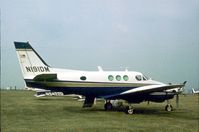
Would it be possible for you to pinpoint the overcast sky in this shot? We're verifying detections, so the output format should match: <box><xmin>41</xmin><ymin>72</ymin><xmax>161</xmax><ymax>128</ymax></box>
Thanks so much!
<box><xmin>1</xmin><ymin>0</ymin><xmax>199</xmax><ymax>90</ymax></box>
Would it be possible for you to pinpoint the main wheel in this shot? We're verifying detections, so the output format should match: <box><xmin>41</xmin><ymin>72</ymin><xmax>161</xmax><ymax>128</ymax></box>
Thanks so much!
<box><xmin>125</xmin><ymin>106</ymin><xmax>134</xmax><ymax>115</ymax></box>
<box><xmin>165</xmin><ymin>104</ymin><xmax>173</xmax><ymax>111</ymax></box>
<box><xmin>127</xmin><ymin>109</ymin><xmax>134</xmax><ymax>114</ymax></box>
<box><xmin>104</xmin><ymin>102</ymin><xmax>113</xmax><ymax>110</ymax></box>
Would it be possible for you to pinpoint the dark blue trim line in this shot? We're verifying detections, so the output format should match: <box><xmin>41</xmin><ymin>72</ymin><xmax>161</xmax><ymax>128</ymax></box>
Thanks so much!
<box><xmin>14</xmin><ymin>41</ymin><xmax>50</xmax><ymax>67</ymax></box>
<box><xmin>24</xmin><ymin>79</ymin><xmax>150</xmax><ymax>86</ymax></box>
<box><xmin>24</xmin><ymin>79</ymin><xmax>135</xmax><ymax>96</ymax></box>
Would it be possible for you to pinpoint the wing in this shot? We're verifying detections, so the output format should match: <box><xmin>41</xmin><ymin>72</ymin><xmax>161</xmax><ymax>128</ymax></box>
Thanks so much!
<box><xmin>121</xmin><ymin>84</ymin><xmax>184</xmax><ymax>95</ymax></box>
<box><xmin>103</xmin><ymin>83</ymin><xmax>185</xmax><ymax>100</ymax></box>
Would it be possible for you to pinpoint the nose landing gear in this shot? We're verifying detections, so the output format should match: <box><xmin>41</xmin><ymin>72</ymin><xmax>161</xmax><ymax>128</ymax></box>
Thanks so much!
<box><xmin>165</xmin><ymin>100</ymin><xmax>173</xmax><ymax>111</ymax></box>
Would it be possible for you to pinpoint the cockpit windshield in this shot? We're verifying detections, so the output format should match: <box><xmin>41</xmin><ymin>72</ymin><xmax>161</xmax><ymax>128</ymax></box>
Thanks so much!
<box><xmin>135</xmin><ymin>74</ymin><xmax>150</xmax><ymax>81</ymax></box>
<box><xmin>143</xmin><ymin>74</ymin><xmax>150</xmax><ymax>80</ymax></box>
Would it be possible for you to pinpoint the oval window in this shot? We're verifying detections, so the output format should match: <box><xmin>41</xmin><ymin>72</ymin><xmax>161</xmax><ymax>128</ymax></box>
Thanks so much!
<box><xmin>108</xmin><ymin>75</ymin><xmax>114</xmax><ymax>81</ymax></box>
<box><xmin>80</xmin><ymin>76</ymin><xmax>87</xmax><ymax>81</ymax></box>
<box><xmin>123</xmin><ymin>75</ymin><xmax>129</xmax><ymax>81</ymax></box>
<box><xmin>116</xmin><ymin>75</ymin><xmax>121</xmax><ymax>81</ymax></box>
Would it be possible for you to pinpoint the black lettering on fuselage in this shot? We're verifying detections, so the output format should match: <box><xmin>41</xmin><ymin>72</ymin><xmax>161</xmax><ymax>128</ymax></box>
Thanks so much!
<box><xmin>26</xmin><ymin>67</ymin><xmax>31</xmax><ymax>72</ymax></box>
<box><xmin>25</xmin><ymin>66</ymin><xmax>50</xmax><ymax>72</ymax></box>
<box><xmin>44</xmin><ymin>67</ymin><xmax>50</xmax><ymax>72</ymax></box>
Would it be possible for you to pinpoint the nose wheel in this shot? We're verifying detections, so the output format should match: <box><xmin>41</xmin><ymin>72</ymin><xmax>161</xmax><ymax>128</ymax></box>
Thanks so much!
<box><xmin>165</xmin><ymin>104</ymin><xmax>173</xmax><ymax>111</ymax></box>
<box><xmin>165</xmin><ymin>100</ymin><xmax>173</xmax><ymax>111</ymax></box>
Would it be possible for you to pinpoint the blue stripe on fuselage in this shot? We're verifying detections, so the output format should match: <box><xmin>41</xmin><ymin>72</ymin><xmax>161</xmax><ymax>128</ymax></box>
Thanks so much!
<box><xmin>24</xmin><ymin>79</ymin><xmax>136</xmax><ymax>97</ymax></box>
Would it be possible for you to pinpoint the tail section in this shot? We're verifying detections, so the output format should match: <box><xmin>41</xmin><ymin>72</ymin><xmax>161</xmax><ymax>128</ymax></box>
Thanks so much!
<box><xmin>14</xmin><ymin>42</ymin><xmax>51</xmax><ymax>79</ymax></box>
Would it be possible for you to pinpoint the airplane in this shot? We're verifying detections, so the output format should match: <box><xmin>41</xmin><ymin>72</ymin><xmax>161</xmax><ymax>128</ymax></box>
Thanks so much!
<box><xmin>192</xmin><ymin>88</ymin><xmax>199</xmax><ymax>94</ymax></box>
<box><xmin>25</xmin><ymin>86</ymin><xmax>83</xmax><ymax>99</ymax></box>
<box><xmin>14</xmin><ymin>41</ymin><xmax>186</xmax><ymax>114</ymax></box>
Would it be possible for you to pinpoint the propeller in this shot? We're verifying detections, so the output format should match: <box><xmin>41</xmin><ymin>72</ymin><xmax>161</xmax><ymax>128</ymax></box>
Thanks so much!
<box><xmin>176</xmin><ymin>93</ymin><xmax>180</xmax><ymax>108</ymax></box>
<box><xmin>175</xmin><ymin>81</ymin><xmax>187</xmax><ymax>108</ymax></box>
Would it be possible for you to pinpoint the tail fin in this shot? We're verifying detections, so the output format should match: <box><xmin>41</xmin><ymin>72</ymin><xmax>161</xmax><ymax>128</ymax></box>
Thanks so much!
<box><xmin>14</xmin><ymin>42</ymin><xmax>51</xmax><ymax>79</ymax></box>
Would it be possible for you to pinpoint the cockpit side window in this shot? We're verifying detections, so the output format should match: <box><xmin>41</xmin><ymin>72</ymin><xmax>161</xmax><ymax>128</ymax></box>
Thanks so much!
<box><xmin>135</xmin><ymin>75</ymin><xmax>142</xmax><ymax>81</ymax></box>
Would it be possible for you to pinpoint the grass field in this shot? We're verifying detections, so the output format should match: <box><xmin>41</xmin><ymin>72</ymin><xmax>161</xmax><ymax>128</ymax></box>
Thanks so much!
<box><xmin>1</xmin><ymin>90</ymin><xmax>199</xmax><ymax>132</ymax></box>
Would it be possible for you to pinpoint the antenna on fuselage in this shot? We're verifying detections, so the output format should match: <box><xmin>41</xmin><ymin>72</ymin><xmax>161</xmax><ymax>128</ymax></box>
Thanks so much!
<box><xmin>97</xmin><ymin>66</ymin><xmax>103</xmax><ymax>72</ymax></box>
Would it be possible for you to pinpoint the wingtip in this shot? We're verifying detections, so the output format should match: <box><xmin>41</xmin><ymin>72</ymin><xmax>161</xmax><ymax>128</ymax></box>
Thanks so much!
<box><xmin>183</xmin><ymin>81</ymin><xmax>187</xmax><ymax>85</ymax></box>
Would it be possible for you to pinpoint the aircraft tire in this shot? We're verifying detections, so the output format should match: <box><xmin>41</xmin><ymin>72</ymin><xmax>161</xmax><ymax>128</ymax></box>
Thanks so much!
<box><xmin>127</xmin><ymin>109</ymin><xmax>134</xmax><ymax>115</ymax></box>
<box><xmin>125</xmin><ymin>106</ymin><xmax>134</xmax><ymax>115</ymax></box>
<box><xmin>165</xmin><ymin>104</ymin><xmax>173</xmax><ymax>111</ymax></box>
<box><xmin>104</xmin><ymin>102</ymin><xmax>113</xmax><ymax>111</ymax></box>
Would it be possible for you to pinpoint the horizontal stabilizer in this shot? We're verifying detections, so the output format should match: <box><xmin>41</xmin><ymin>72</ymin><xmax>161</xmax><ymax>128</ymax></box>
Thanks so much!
<box><xmin>33</xmin><ymin>74</ymin><xmax>57</xmax><ymax>81</ymax></box>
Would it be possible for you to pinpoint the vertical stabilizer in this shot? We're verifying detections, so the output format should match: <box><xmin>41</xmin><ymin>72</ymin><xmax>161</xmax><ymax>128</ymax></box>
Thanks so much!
<box><xmin>14</xmin><ymin>42</ymin><xmax>50</xmax><ymax>79</ymax></box>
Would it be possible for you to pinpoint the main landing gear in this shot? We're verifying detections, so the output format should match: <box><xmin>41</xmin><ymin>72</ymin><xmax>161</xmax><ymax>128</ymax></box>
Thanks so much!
<box><xmin>104</xmin><ymin>100</ymin><xmax>134</xmax><ymax>115</ymax></box>
<box><xmin>104</xmin><ymin>101</ymin><xmax>113</xmax><ymax>110</ymax></box>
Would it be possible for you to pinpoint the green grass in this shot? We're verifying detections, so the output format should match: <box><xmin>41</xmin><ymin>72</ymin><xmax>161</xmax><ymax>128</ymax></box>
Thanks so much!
<box><xmin>1</xmin><ymin>90</ymin><xmax>199</xmax><ymax>132</ymax></box>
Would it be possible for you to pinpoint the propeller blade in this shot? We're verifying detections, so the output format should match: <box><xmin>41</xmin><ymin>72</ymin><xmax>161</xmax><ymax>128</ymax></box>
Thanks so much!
<box><xmin>176</xmin><ymin>94</ymin><xmax>179</xmax><ymax>108</ymax></box>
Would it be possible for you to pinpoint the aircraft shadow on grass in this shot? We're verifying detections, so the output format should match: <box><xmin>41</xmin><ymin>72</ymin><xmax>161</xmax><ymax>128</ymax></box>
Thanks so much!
<box><xmin>62</xmin><ymin>105</ymin><xmax>162</xmax><ymax>115</ymax></box>
<box><xmin>63</xmin><ymin>105</ymin><xmax>198</xmax><ymax>121</ymax></box>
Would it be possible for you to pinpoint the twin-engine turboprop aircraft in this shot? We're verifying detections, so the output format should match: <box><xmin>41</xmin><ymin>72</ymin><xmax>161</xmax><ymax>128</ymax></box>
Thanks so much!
<box><xmin>14</xmin><ymin>42</ymin><xmax>186</xmax><ymax>114</ymax></box>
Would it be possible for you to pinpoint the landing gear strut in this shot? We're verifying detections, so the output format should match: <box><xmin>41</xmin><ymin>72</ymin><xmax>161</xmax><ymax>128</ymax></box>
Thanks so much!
<box><xmin>104</xmin><ymin>101</ymin><xmax>113</xmax><ymax>110</ymax></box>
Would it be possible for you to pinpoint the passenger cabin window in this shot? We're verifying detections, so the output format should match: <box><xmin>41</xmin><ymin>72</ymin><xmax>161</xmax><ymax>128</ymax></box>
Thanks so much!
<box><xmin>116</xmin><ymin>75</ymin><xmax>121</xmax><ymax>81</ymax></box>
<box><xmin>123</xmin><ymin>75</ymin><xmax>129</xmax><ymax>81</ymax></box>
<box><xmin>135</xmin><ymin>75</ymin><xmax>142</xmax><ymax>81</ymax></box>
<box><xmin>108</xmin><ymin>75</ymin><xmax>114</xmax><ymax>81</ymax></box>
<box><xmin>80</xmin><ymin>76</ymin><xmax>87</xmax><ymax>81</ymax></box>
